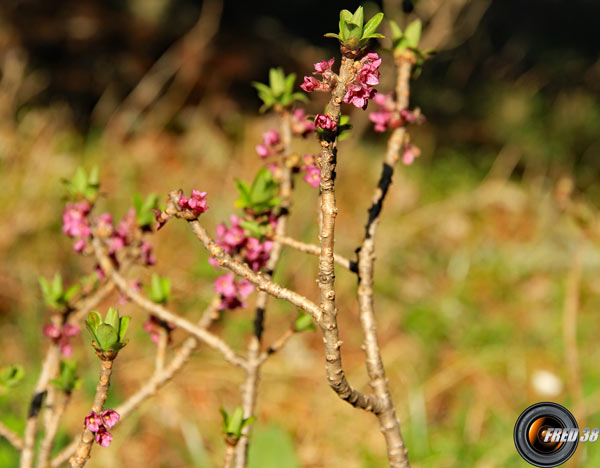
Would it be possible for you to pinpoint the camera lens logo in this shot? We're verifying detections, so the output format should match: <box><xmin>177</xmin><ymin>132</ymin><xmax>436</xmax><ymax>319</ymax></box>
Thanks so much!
<box><xmin>514</xmin><ymin>402</ymin><xmax>578</xmax><ymax>467</ymax></box>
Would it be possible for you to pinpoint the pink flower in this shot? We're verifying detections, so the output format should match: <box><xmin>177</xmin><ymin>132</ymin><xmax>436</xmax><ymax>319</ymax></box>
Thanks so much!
<box><xmin>314</xmin><ymin>58</ymin><xmax>335</xmax><ymax>74</ymax></box>
<box><xmin>402</xmin><ymin>144</ymin><xmax>421</xmax><ymax>165</ymax></box>
<box><xmin>343</xmin><ymin>85</ymin><xmax>376</xmax><ymax>110</ymax></box>
<box><xmin>62</xmin><ymin>202</ymin><xmax>91</xmax><ymax>238</ymax></box>
<box><xmin>266</xmin><ymin>162</ymin><xmax>280</xmax><ymax>177</ymax></box>
<box><xmin>44</xmin><ymin>323</ymin><xmax>80</xmax><ymax>357</ymax></box>
<box><xmin>262</xmin><ymin>130</ymin><xmax>280</xmax><ymax>146</ymax></box>
<box><xmin>302</xmin><ymin>165</ymin><xmax>321</xmax><ymax>188</ymax></box>
<box><xmin>369</xmin><ymin>110</ymin><xmax>392</xmax><ymax>132</ymax></box>
<box><xmin>140</xmin><ymin>242</ymin><xmax>156</xmax><ymax>266</ymax></box>
<box><xmin>43</xmin><ymin>324</ymin><xmax>61</xmax><ymax>339</ymax></box>
<box><xmin>255</xmin><ymin>143</ymin><xmax>270</xmax><ymax>158</ymax></box>
<box><xmin>214</xmin><ymin>273</ymin><xmax>237</xmax><ymax>298</ymax></box>
<box><xmin>63</xmin><ymin>323</ymin><xmax>80</xmax><ymax>337</ymax></box>
<box><xmin>244</xmin><ymin>238</ymin><xmax>273</xmax><ymax>271</ymax></box>
<box><xmin>301</xmin><ymin>76</ymin><xmax>320</xmax><ymax>92</ymax></box>
<box><xmin>73</xmin><ymin>238</ymin><xmax>87</xmax><ymax>253</ymax></box>
<box><xmin>95</xmin><ymin>265</ymin><xmax>106</xmax><ymax>281</ymax></box>
<box><xmin>85</xmin><ymin>411</ymin><xmax>102</xmax><ymax>432</ymax></box>
<box><xmin>95</xmin><ymin>426</ymin><xmax>113</xmax><ymax>447</ymax></box>
<box><xmin>101</xmin><ymin>410</ymin><xmax>120</xmax><ymax>429</ymax></box>
<box><xmin>314</xmin><ymin>114</ymin><xmax>337</xmax><ymax>131</ymax></box>
<box><xmin>237</xmin><ymin>280</ymin><xmax>254</xmax><ymax>299</ymax></box>
<box><xmin>291</xmin><ymin>109</ymin><xmax>316</xmax><ymax>137</ymax></box>
<box><xmin>214</xmin><ymin>273</ymin><xmax>254</xmax><ymax>310</ymax></box>
<box><xmin>358</xmin><ymin>52</ymin><xmax>382</xmax><ymax>86</ymax></box>
<box><xmin>302</xmin><ymin>153</ymin><xmax>316</xmax><ymax>165</ymax></box>
<box><xmin>178</xmin><ymin>191</ymin><xmax>209</xmax><ymax>216</ymax></box>
<box><xmin>215</xmin><ymin>216</ymin><xmax>245</xmax><ymax>253</ymax></box>
<box><xmin>143</xmin><ymin>315</ymin><xmax>175</xmax><ymax>344</ymax></box>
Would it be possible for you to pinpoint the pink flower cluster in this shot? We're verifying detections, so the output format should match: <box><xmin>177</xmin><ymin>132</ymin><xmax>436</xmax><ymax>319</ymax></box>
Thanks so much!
<box><xmin>301</xmin><ymin>58</ymin><xmax>336</xmax><ymax>93</ymax></box>
<box><xmin>213</xmin><ymin>273</ymin><xmax>254</xmax><ymax>310</ymax></box>
<box><xmin>143</xmin><ymin>314</ymin><xmax>175</xmax><ymax>344</ymax></box>
<box><xmin>84</xmin><ymin>410</ymin><xmax>120</xmax><ymax>447</ymax></box>
<box><xmin>343</xmin><ymin>52</ymin><xmax>382</xmax><ymax>109</ymax></box>
<box><xmin>314</xmin><ymin>114</ymin><xmax>337</xmax><ymax>131</ymax></box>
<box><xmin>301</xmin><ymin>154</ymin><xmax>320</xmax><ymax>188</ymax></box>
<box><xmin>43</xmin><ymin>323</ymin><xmax>80</xmax><ymax>356</ymax></box>
<box><xmin>62</xmin><ymin>201</ymin><xmax>91</xmax><ymax>252</ymax></box>
<box><xmin>255</xmin><ymin>130</ymin><xmax>281</xmax><ymax>158</ymax></box>
<box><xmin>290</xmin><ymin>109</ymin><xmax>316</xmax><ymax>137</ymax></box>
<box><xmin>212</xmin><ymin>215</ymin><xmax>274</xmax><ymax>271</ymax></box>
<box><xmin>178</xmin><ymin>190</ymin><xmax>209</xmax><ymax>216</ymax></box>
<box><xmin>97</xmin><ymin>210</ymin><xmax>156</xmax><ymax>267</ymax></box>
<box><xmin>368</xmin><ymin>93</ymin><xmax>421</xmax><ymax>132</ymax></box>
<box><xmin>208</xmin><ymin>215</ymin><xmax>275</xmax><ymax>309</ymax></box>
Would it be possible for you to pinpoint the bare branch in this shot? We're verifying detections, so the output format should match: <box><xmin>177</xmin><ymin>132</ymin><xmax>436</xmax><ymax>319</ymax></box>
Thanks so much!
<box><xmin>92</xmin><ymin>237</ymin><xmax>247</xmax><ymax>369</ymax></box>
<box><xmin>275</xmin><ymin>235</ymin><xmax>356</xmax><ymax>271</ymax></box>
<box><xmin>0</xmin><ymin>420</ymin><xmax>23</xmax><ymax>450</ymax></box>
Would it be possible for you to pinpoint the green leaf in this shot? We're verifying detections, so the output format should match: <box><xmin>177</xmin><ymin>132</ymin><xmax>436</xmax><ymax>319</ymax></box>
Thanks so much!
<box><xmin>118</xmin><ymin>316</ymin><xmax>131</xmax><ymax>342</ymax></box>
<box><xmin>104</xmin><ymin>307</ymin><xmax>120</xmax><ymax>330</ymax></box>
<box><xmin>388</xmin><ymin>20</ymin><xmax>403</xmax><ymax>40</ymax></box>
<box><xmin>227</xmin><ymin>407</ymin><xmax>244</xmax><ymax>438</ymax></box>
<box><xmin>71</xmin><ymin>167</ymin><xmax>87</xmax><ymax>194</ymax></box>
<box><xmin>349</xmin><ymin>6</ymin><xmax>364</xmax><ymax>29</ymax></box>
<box><xmin>234</xmin><ymin>179</ymin><xmax>252</xmax><ymax>208</ymax></box>
<box><xmin>51</xmin><ymin>361</ymin><xmax>80</xmax><ymax>393</ymax></box>
<box><xmin>86</xmin><ymin>310</ymin><xmax>102</xmax><ymax>332</ymax></box>
<box><xmin>241</xmin><ymin>416</ymin><xmax>256</xmax><ymax>430</ymax></box>
<box><xmin>362</xmin><ymin>12</ymin><xmax>384</xmax><ymax>38</ymax></box>
<box><xmin>294</xmin><ymin>312</ymin><xmax>315</xmax><ymax>332</ymax></box>
<box><xmin>404</xmin><ymin>19</ymin><xmax>422</xmax><ymax>48</ymax></box>
<box><xmin>88</xmin><ymin>166</ymin><xmax>99</xmax><ymax>186</ymax></box>
<box><xmin>220</xmin><ymin>408</ymin><xmax>229</xmax><ymax>430</ymax></box>
<box><xmin>324</xmin><ymin>32</ymin><xmax>340</xmax><ymax>39</ymax></box>
<box><xmin>284</xmin><ymin>73</ymin><xmax>296</xmax><ymax>95</ymax></box>
<box><xmin>239</xmin><ymin>220</ymin><xmax>267</xmax><ymax>239</ymax></box>
<box><xmin>95</xmin><ymin>323</ymin><xmax>118</xmax><ymax>351</ymax></box>
<box><xmin>51</xmin><ymin>274</ymin><xmax>63</xmax><ymax>299</ymax></box>
<box><xmin>0</xmin><ymin>365</ymin><xmax>25</xmax><ymax>388</ymax></box>
<box><xmin>290</xmin><ymin>92</ymin><xmax>308</xmax><ymax>103</ymax></box>
<box><xmin>161</xmin><ymin>277</ymin><xmax>171</xmax><ymax>301</ymax></box>
<box><xmin>151</xmin><ymin>274</ymin><xmax>163</xmax><ymax>302</ymax></box>
<box><xmin>269</xmin><ymin>68</ymin><xmax>285</xmax><ymax>97</ymax></box>
<box><xmin>63</xmin><ymin>284</ymin><xmax>80</xmax><ymax>302</ymax></box>
<box><xmin>339</xmin><ymin>10</ymin><xmax>353</xmax><ymax>40</ymax></box>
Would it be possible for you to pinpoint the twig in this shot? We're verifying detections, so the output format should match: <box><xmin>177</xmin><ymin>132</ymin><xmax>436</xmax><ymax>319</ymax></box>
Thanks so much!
<box><xmin>69</xmin><ymin>359</ymin><xmax>114</xmax><ymax>468</ymax></box>
<box><xmin>315</xmin><ymin>53</ymin><xmax>382</xmax><ymax>413</ymax></box>
<box><xmin>223</xmin><ymin>442</ymin><xmax>236</xmax><ymax>468</ymax></box>
<box><xmin>354</xmin><ymin>54</ymin><xmax>413</xmax><ymax>468</ymax></box>
<box><xmin>563</xmin><ymin>244</ymin><xmax>584</xmax><ymax>468</ymax></box>
<box><xmin>275</xmin><ymin>235</ymin><xmax>356</xmax><ymax>271</ymax></box>
<box><xmin>0</xmin><ymin>420</ymin><xmax>23</xmax><ymax>450</ymax></box>
<box><xmin>257</xmin><ymin>328</ymin><xmax>296</xmax><ymax>365</ymax></box>
<box><xmin>168</xmin><ymin>196</ymin><xmax>323</xmax><ymax>323</ymax></box>
<box><xmin>37</xmin><ymin>392</ymin><xmax>70</xmax><ymax>468</ymax></box>
<box><xmin>234</xmin><ymin>110</ymin><xmax>293</xmax><ymax>468</ymax></box>
<box><xmin>154</xmin><ymin>328</ymin><xmax>168</xmax><ymax>374</ymax></box>
<box><xmin>20</xmin><ymin>345</ymin><xmax>61</xmax><ymax>468</ymax></box>
<box><xmin>50</xmin><ymin>298</ymin><xmax>221</xmax><ymax>468</ymax></box>
<box><xmin>92</xmin><ymin>237</ymin><xmax>247</xmax><ymax>369</ymax></box>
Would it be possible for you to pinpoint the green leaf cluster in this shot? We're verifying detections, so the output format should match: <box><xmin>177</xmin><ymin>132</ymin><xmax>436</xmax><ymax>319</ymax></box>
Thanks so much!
<box><xmin>133</xmin><ymin>193</ymin><xmax>159</xmax><ymax>228</ymax></box>
<box><xmin>0</xmin><ymin>365</ymin><xmax>24</xmax><ymax>394</ymax></box>
<box><xmin>38</xmin><ymin>274</ymin><xmax>80</xmax><ymax>309</ymax></box>
<box><xmin>235</xmin><ymin>168</ymin><xmax>280</xmax><ymax>216</ymax></box>
<box><xmin>146</xmin><ymin>274</ymin><xmax>171</xmax><ymax>304</ymax></box>
<box><xmin>294</xmin><ymin>311</ymin><xmax>316</xmax><ymax>333</ymax></box>
<box><xmin>51</xmin><ymin>361</ymin><xmax>81</xmax><ymax>394</ymax></box>
<box><xmin>252</xmin><ymin>68</ymin><xmax>307</xmax><ymax>112</ymax></box>
<box><xmin>64</xmin><ymin>166</ymin><xmax>100</xmax><ymax>202</ymax></box>
<box><xmin>220</xmin><ymin>407</ymin><xmax>255</xmax><ymax>441</ymax></box>
<box><xmin>85</xmin><ymin>307</ymin><xmax>131</xmax><ymax>353</ymax></box>
<box><xmin>325</xmin><ymin>7</ymin><xmax>384</xmax><ymax>50</ymax></box>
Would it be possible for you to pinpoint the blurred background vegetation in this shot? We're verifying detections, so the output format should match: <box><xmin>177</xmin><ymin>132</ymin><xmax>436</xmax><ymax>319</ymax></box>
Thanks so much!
<box><xmin>1</xmin><ymin>0</ymin><xmax>599</xmax><ymax>467</ymax></box>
